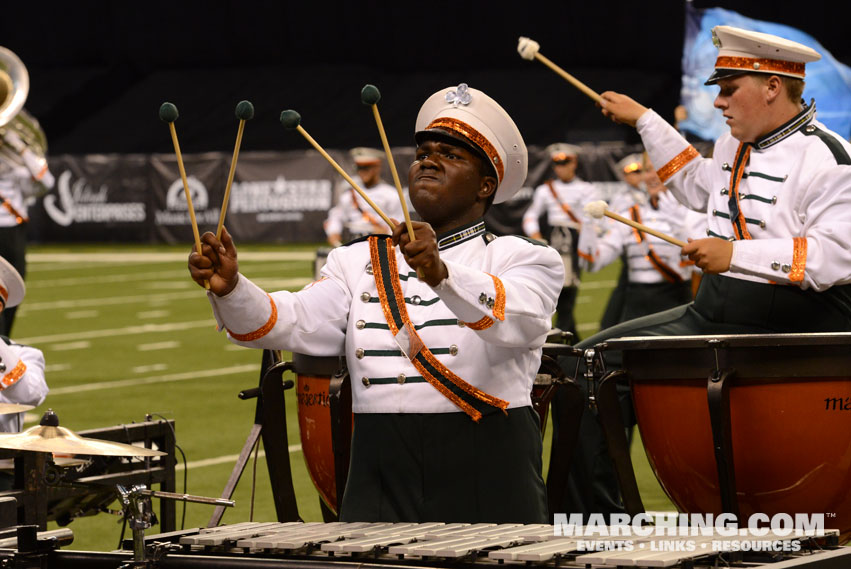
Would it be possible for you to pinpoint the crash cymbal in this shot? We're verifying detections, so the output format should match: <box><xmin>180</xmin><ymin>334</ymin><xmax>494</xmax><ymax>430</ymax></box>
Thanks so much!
<box><xmin>0</xmin><ymin>455</ymin><xmax>88</xmax><ymax>471</ymax></box>
<box><xmin>0</xmin><ymin>403</ymin><xmax>34</xmax><ymax>414</ymax></box>
<box><xmin>0</xmin><ymin>410</ymin><xmax>165</xmax><ymax>457</ymax></box>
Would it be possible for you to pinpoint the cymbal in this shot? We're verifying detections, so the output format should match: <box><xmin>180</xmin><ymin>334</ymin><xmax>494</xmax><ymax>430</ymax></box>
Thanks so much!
<box><xmin>0</xmin><ymin>424</ymin><xmax>166</xmax><ymax>457</ymax></box>
<box><xmin>0</xmin><ymin>403</ymin><xmax>34</xmax><ymax>414</ymax></box>
<box><xmin>0</xmin><ymin>455</ymin><xmax>88</xmax><ymax>471</ymax></box>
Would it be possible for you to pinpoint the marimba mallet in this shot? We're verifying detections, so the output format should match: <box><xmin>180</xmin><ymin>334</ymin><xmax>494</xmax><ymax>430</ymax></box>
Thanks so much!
<box><xmin>361</xmin><ymin>84</ymin><xmax>416</xmax><ymax>241</ymax></box>
<box><xmin>279</xmin><ymin>109</ymin><xmax>394</xmax><ymax>228</ymax></box>
<box><xmin>159</xmin><ymin>102</ymin><xmax>208</xmax><ymax>289</ymax></box>
<box><xmin>517</xmin><ymin>36</ymin><xmax>602</xmax><ymax>104</ymax></box>
<box><xmin>584</xmin><ymin>200</ymin><xmax>686</xmax><ymax>247</ymax></box>
<box><xmin>216</xmin><ymin>100</ymin><xmax>254</xmax><ymax>240</ymax></box>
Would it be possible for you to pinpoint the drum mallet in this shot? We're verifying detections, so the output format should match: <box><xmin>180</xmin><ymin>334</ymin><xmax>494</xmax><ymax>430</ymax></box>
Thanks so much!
<box><xmin>279</xmin><ymin>110</ymin><xmax>394</xmax><ymax>228</ymax></box>
<box><xmin>517</xmin><ymin>37</ymin><xmax>602</xmax><ymax>104</ymax></box>
<box><xmin>585</xmin><ymin>200</ymin><xmax>686</xmax><ymax>248</ymax></box>
<box><xmin>216</xmin><ymin>100</ymin><xmax>254</xmax><ymax>240</ymax></box>
<box><xmin>361</xmin><ymin>84</ymin><xmax>416</xmax><ymax>241</ymax></box>
<box><xmin>159</xmin><ymin>102</ymin><xmax>209</xmax><ymax>289</ymax></box>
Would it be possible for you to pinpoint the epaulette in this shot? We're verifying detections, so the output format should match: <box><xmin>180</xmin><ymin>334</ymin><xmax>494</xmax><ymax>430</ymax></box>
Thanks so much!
<box><xmin>341</xmin><ymin>233</ymin><xmax>392</xmax><ymax>247</ymax></box>
<box><xmin>802</xmin><ymin>125</ymin><xmax>851</xmax><ymax>165</ymax></box>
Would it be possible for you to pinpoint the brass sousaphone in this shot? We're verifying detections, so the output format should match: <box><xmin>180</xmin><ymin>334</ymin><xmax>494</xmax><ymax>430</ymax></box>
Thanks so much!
<box><xmin>0</xmin><ymin>46</ymin><xmax>48</xmax><ymax>159</ymax></box>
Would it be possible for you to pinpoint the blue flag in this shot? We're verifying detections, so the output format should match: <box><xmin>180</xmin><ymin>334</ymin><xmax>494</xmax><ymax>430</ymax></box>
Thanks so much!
<box><xmin>680</xmin><ymin>4</ymin><xmax>851</xmax><ymax>141</ymax></box>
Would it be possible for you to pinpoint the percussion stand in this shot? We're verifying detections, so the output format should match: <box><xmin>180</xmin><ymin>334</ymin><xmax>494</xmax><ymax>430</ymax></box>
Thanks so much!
<box><xmin>208</xmin><ymin>349</ymin><xmax>300</xmax><ymax>527</ymax></box>
<box><xmin>705</xmin><ymin>339</ymin><xmax>740</xmax><ymax>518</ymax></box>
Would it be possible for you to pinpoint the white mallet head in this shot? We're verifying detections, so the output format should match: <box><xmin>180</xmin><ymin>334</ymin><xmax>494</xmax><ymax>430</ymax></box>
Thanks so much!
<box><xmin>584</xmin><ymin>200</ymin><xmax>608</xmax><ymax>219</ymax></box>
<box><xmin>517</xmin><ymin>36</ymin><xmax>540</xmax><ymax>60</ymax></box>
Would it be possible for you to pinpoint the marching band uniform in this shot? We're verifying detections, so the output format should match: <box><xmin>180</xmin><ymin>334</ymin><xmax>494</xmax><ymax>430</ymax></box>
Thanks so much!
<box><xmin>0</xmin><ymin>256</ymin><xmax>48</xmax><ymax>434</ymax></box>
<box><xmin>577</xmin><ymin>190</ymin><xmax>694</xmax><ymax>323</ymax></box>
<box><xmin>0</xmin><ymin>115</ymin><xmax>55</xmax><ymax>336</ymax></box>
<box><xmin>556</xmin><ymin>25</ymin><xmax>851</xmax><ymax>521</ymax></box>
<box><xmin>202</xmin><ymin>85</ymin><xmax>562</xmax><ymax>523</ymax></box>
<box><xmin>522</xmin><ymin>144</ymin><xmax>600</xmax><ymax>339</ymax></box>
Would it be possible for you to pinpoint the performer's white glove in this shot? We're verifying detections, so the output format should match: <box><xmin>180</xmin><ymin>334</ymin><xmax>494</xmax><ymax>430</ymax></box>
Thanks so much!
<box><xmin>1</xmin><ymin>129</ymin><xmax>26</xmax><ymax>154</ymax></box>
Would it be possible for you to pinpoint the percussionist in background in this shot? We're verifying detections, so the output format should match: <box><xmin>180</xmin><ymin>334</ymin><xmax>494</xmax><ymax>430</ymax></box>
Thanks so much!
<box><xmin>324</xmin><ymin>147</ymin><xmax>404</xmax><ymax>247</ymax></box>
<box><xmin>0</xmin><ymin>255</ymin><xmax>48</xmax><ymax>434</ymax></box>
<box><xmin>556</xmin><ymin>25</ymin><xmax>851</xmax><ymax>520</ymax></box>
<box><xmin>189</xmin><ymin>84</ymin><xmax>563</xmax><ymax>523</ymax></box>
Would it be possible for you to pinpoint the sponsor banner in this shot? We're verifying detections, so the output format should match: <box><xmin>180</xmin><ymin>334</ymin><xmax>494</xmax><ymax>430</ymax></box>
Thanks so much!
<box><xmin>28</xmin><ymin>144</ymin><xmax>662</xmax><ymax>243</ymax></box>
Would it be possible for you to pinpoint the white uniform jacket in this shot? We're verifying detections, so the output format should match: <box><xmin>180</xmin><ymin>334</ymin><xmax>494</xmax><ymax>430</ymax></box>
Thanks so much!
<box><xmin>0</xmin><ymin>338</ymin><xmax>48</xmax><ymax>432</ymax></box>
<box><xmin>636</xmin><ymin>102</ymin><xmax>851</xmax><ymax>291</ymax></box>
<box><xmin>323</xmin><ymin>177</ymin><xmax>405</xmax><ymax>238</ymax></box>
<box><xmin>522</xmin><ymin>178</ymin><xmax>601</xmax><ymax>236</ymax></box>
<box><xmin>578</xmin><ymin>192</ymin><xmax>696</xmax><ymax>283</ymax></box>
<box><xmin>208</xmin><ymin>221</ymin><xmax>563</xmax><ymax>414</ymax></box>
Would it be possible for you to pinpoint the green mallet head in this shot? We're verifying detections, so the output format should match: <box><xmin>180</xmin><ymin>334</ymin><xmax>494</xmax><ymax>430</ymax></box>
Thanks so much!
<box><xmin>279</xmin><ymin>110</ymin><xmax>301</xmax><ymax>130</ymax></box>
<box><xmin>159</xmin><ymin>102</ymin><xmax>179</xmax><ymax>123</ymax></box>
<box><xmin>235</xmin><ymin>100</ymin><xmax>255</xmax><ymax>121</ymax></box>
<box><xmin>361</xmin><ymin>84</ymin><xmax>381</xmax><ymax>106</ymax></box>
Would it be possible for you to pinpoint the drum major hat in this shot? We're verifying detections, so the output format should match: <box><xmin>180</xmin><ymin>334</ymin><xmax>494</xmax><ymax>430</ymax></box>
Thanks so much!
<box><xmin>415</xmin><ymin>83</ymin><xmax>527</xmax><ymax>204</ymax></box>
<box><xmin>0</xmin><ymin>256</ymin><xmax>25</xmax><ymax>310</ymax></box>
<box><xmin>350</xmin><ymin>147</ymin><xmax>383</xmax><ymax>166</ymax></box>
<box><xmin>704</xmin><ymin>25</ymin><xmax>821</xmax><ymax>85</ymax></box>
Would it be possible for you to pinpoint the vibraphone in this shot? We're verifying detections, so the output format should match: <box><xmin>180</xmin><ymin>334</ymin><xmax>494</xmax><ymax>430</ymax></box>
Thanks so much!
<box><xmin>16</xmin><ymin>521</ymin><xmax>850</xmax><ymax>568</ymax></box>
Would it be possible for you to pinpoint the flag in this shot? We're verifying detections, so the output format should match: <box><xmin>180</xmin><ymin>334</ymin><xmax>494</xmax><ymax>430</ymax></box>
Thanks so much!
<box><xmin>679</xmin><ymin>4</ymin><xmax>851</xmax><ymax>142</ymax></box>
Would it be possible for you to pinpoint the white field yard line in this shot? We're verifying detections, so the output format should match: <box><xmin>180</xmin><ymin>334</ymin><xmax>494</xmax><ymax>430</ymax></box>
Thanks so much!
<box><xmin>27</xmin><ymin>251</ymin><xmax>315</xmax><ymax>264</ymax></box>
<box><xmin>47</xmin><ymin>364</ymin><xmax>259</xmax><ymax>395</ymax></box>
<box><xmin>17</xmin><ymin>319</ymin><xmax>217</xmax><ymax>344</ymax></box>
<box><xmin>175</xmin><ymin>445</ymin><xmax>304</xmax><ymax>471</ymax></box>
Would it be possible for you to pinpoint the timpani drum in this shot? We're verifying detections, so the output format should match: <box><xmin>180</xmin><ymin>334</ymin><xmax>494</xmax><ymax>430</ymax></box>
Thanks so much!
<box><xmin>604</xmin><ymin>333</ymin><xmax>851</xmax><ymax>541</ymax></box>
<box><xmin>292</xmin><ymin>353</ymin><xmax>350</xmax><ymax>518</ymax></box>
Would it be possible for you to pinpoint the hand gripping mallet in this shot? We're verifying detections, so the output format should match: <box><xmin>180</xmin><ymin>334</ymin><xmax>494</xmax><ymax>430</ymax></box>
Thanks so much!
<box><xmin>517</xmin><ymin>37</ymin><xmax>602</xmax><ymax>104</ymax></box>
<box><xmin>216</xmin><ymin>100</ymin><xmax>254</xmax><ymax>240</ymax></box>
<box><xmin>584</xmin><ymin>200</ymin><xmax>686</xmax><ymax>247</ymax></box>
<box><xmin>279</xmin><ymin>110</ymin><xmax>394</xmax><ymax>228</ymax></box>
<box><xmin>159</xmin><ymin>102</ymin><xmax>209</xmax><ymax>289</ymax></box>
<box><xmin>360</xmin><ymin>84</ymin><xmax>416</xmax><ymax>241</ymax></box>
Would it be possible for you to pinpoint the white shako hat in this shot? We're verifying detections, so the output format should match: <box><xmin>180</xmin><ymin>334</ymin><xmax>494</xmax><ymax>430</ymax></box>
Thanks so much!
<box><xmin>0</xmin><ymin>256</ymin><xmax>25</xmax><ymax>310</ymax></box>
<box><xmin>350</xmin><ymin>147</ymin><xmax>383</xmax><ymax>166</ymax></box>
<box><xmin>415</xmin><ymin>83</ymin><xmax>527</xmax><ymax>204</ymax></box>
<box><xmin>617</xmin><ymin>153</ymin><xmax>644</xmax><ymax>175</ymax></box>
<box><xmin>545</xmin><ymin>143</ymin><xmax>581</xmax><ymax>162</ymax></box>
<box><xmin>705</xmin><ymin>25</ymin><xmax>821</xmax><ymax>85</ymax></box>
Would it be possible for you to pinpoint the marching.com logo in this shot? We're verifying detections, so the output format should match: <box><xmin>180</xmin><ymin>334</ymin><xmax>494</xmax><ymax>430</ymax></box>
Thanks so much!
<box><xmin>553</xmin><ymin>513</ymin><xmax>827</xmax><ymax>553</ymax></box>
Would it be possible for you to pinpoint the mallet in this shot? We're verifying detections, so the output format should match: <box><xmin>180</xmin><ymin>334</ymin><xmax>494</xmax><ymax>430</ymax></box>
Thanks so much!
<box><xmin>361</xmin><ymin>84</ymin><xmax>416</xmax><ymax>241</ymax></box>
<box><xmin>584</xmin><ymin>200</ymin><xmax>686</xmax><ymax>248</ymax></box>
<box><xmin>159</xmin><ymin>102</ymin><xmax>208</xmax><ymax>289</ymax></box>
<box><xmin>517</xmin><ymin>37</ymin><xmax>602</xmax><ymax>104</ymax></box>
<box><xmin>279</xmin><ymin>109</ymin><xmax>394</xmax><ymax>228</ymax></box>
<box><xmin>216</xmin><ymin>100</ymin><xmax>254</xmax><ymax>240</ymax></box>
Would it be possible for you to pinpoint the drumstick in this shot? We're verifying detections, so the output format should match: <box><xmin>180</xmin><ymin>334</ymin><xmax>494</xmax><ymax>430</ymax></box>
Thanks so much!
<box><xmin>216</xmin><ymin>100</ymin><xmax>254</xmax><ymax>240</ymax></box>
<box><xmin>361</xmin><ymin>84</ymin><xmax>415</xmax><ymax>241</ymax></box>
<box><xmin>517</xmin><ymin>37</ymin><xmax>602</xmax><ymax>104</ymax></box>
<box><xmin>279</xmin><ymin>110</ymin><xmax>394</xmax><ymax>228</ymax></box>
<box><xmin>159</xmin><ymin>102</ymin><xmax>209</xmax><ymax>289</ymax></box>
<box><xmin>585</xmin><ymin>200</ymin><xmax>687</xmax><ymax>248</ymax></box>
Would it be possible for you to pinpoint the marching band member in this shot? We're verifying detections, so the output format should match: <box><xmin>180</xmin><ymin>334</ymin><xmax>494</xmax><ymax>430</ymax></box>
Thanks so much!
<box><xmin>522</xmin><ymin>143</ymin><xmax>601</xmax><ymax>340</ymax></box>
<box><xmin>323</xmin><ymin>147</ymin><xmax>404</xmax><ymax>247</ymax></box>
<box><xmin>0</xmin><ymin>255</ymin><xmax>48</xmax><ymax>435</ymax></box>
<box><xmin>557</xmin><ymin>25</ymin><xmax>851</xmax><ymax>520</ymax></box>
<box><xmin>189</xmin><ymin>84</ymin><xmax>563</xmax><ymax>523</ymax></box>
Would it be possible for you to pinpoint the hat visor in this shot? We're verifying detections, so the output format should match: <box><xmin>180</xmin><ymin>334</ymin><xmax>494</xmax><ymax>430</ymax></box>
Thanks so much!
<box><xmin>704</xmin><ymin>68</ymin><xmax>750</xmax><ymax>85</ymax></box>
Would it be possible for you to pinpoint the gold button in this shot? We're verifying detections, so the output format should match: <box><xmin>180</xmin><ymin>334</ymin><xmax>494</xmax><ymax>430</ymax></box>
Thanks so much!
<box><xmin>771</xmin><ymin>261</ymin><xmax>781</xmax><ymax>271</ymax></box>
<box><xmin>360</xmin><ymin>292</ymin><xmax>371</xmax><ymax>302</ymax></box>
<box><xmin>365</xmin><ymin>263</ymin><xmax>373</xmax><ymax>275</ymax></box>
<box><xmin>355</xmin><ymin>348</ymin><xmax>364</xmax><ymax>359</ymax></box>
<box><xmin>397</xmin><ymin>374</ymin><xmax>406</xmax><ymax>385</ymax></box>
<box><xmin>781</xmin><ymin>264</ymin><xmax>792</xmax><ymax>273</ymax></box>
<box><xmin>449</xmin><ymin>344</ymin><xmax>458</xmax><ymax>356</ymax></box>
<box><xmin>458</xmin><ymin>320</ymin><xmax>466</xmax><ymax>328</ymax></box>
<box><xmin>356</xmin><ymin>320</ymin><xmax>366</xmax><ymax>330</ymax></box>
<box><xmin>411</xmin><ymin>295</ymin><xmax>421</xmax><ymax>305</ymax></box>
<box><xmin>361</xmin><ymin>377</ymin><xmax>370</xmax><ymax>386</ymax></box>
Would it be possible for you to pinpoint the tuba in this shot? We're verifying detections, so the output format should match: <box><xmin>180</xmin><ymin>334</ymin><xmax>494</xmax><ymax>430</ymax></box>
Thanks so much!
<box><xmin>0</xmin><ymin>46</ymin><xmax>48</xmax><ymax>160</ymax></box>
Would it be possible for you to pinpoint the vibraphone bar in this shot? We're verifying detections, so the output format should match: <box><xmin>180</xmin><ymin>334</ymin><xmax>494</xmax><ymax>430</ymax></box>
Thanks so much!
<box><xmin>14</xmin><ymin>521</ymin><xmax>849</xmax><ymax>569</ymax></box>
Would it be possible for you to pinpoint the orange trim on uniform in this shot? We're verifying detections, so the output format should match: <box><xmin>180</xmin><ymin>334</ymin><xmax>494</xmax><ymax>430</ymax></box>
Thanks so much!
<box><xmin>656</xmin><ymin>146</ymin><xmax>700</xmax><ymax>184</ymax></box>
<box><xmin>577</xmin><ymin>250</ymin><xmax>594</xmax><ymax>263</ymax></box>
<box><xmin>425</xmin><ymin>117</ymin><xmax>505</xmax><ymax>183</ymax></box>
<box><xmin>0</xmin><ymin>284</ymin><xmax>7</xmax><ymax>306</ymax></box>
<box><xmin>487</xmin><ymin>273</ymin><xmax>506</xmax><ymax>321</ymax></box>
<box><xmin>1</xmin><ymin>199</ymin><xmax>27</xmax><ymax>224</ymax></box>
<box><xmin>1</xmin><ymin>360</ymin><xmax>26</xmax><ymax>388</ymax></box>
<box><xmin>226</xmin><ymin>294</ymin><xmax>278</xmax><ymax>341</ymax></box>
<box><xmin>34</xmin><ymin>164</ymin><xmax>49</xmax><ymax>181</ymax></box>
<box><xmin>714</xmin><ymin>56</ymin><xmax>806</xmax><ymax>78</ymax></box>
<box><xmin>462</xmin><ymin>316</ymin><xmax>494</xmax><ymax>330</ymax></box>
<box><xmin>790</xmin><ymin>236</ymin><xmax>807</xmax><ymax>283</ymax></box>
